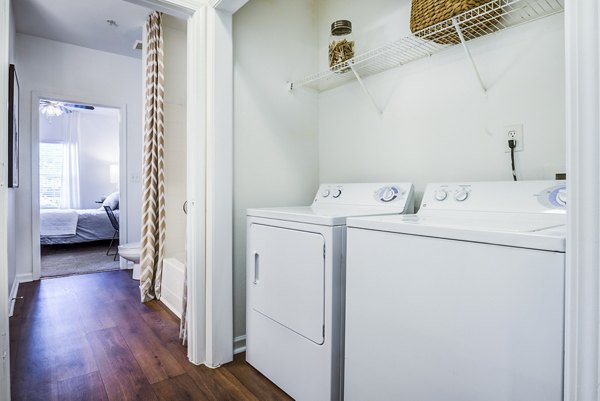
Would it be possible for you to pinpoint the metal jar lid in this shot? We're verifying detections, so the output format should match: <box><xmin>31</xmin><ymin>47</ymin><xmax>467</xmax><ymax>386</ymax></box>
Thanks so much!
<box><xmin>331</xmin><ymin>20</ymin><xmax>352</xmax><ymax>36</ymax></box>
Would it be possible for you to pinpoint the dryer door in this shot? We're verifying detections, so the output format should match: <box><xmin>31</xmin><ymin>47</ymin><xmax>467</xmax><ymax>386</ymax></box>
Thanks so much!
<box><xmin>249</xmin><ymin>224</ymin><xmax>325</xmax><ymax>345</ymax></box>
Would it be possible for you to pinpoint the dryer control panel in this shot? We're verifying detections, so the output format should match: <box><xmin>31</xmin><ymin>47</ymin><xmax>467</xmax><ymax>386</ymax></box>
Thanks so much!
<box><xmin>313</xmin><ymin>183</ymin><xmax>415</xmax><ymax>212</ymax></box>
<box><xmin>420</xmin><ymin>181</ymin><xmax>566</xmax><ymax>213</ymax></box>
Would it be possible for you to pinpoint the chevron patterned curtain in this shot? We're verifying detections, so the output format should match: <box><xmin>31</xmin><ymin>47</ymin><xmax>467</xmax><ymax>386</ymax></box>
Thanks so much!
<box><xmin>140</xmin><ymin>11</ymin><xmax>166</xmax><ymax>303</ymax></box>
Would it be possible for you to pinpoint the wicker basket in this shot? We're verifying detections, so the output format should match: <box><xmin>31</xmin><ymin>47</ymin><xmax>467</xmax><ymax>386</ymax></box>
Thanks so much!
<box><xmin>410</xmin><ymin>0</ymin><xmax>500</xmax><ymax>45</ymax></box>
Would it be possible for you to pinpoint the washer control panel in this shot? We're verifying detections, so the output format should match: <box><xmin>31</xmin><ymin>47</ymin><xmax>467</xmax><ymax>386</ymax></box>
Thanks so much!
<box><xmin>434</xmin><ymin>189</ymin><xmax>448</xmax><ymax>201</ymax></box>
<box><xmin>537</xmin><ymin>184</ymin><xmax>567</xmax><ymax>209</ymax></box>
<box><xmin>313</xmin><ymin>183</ymin><xmax>414</xmax><ymax>212</ymax></box>
<box><xmin>375</xmin><ymin>185</ymin><xmax>401</xmax><ymax>203</ymax></box>
<box><xmin>420</xmin><ymin>181</ymin><xmax>566</xmax><ymax>213</ymax></box>
<box><xmin>423</xmin><ymin>185</ymin><xmax>472</xmax><ymax>207</ymax></box>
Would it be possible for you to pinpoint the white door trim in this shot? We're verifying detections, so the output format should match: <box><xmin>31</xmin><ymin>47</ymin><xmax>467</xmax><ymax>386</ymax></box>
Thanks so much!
<box><xmin>180</xmin><ymin>2</ymin><xmax>208</xmax><ymax>366</ymax></box>
<box><xmin>564</xmin><ymin>0</ymin><xmax>600</xmax><ymax>400</ymax></box>
<box><xmin>130</xmin><ymin>0</ymin><xmax>247</xmax><ymax>367</ymax></box>
<box><xmin>204</xmin><ymin>5</ymin><xmax>234</xmax><ymax>367</ymax></box>
<box><xmin>31</xmin><ymin>92</ymin><xmax>128</xmax><ymax>280</ymax></box>
<box><xmin>0</xmin><ymin>1</ymin><xmax>11</xmax><ymax>399</ymax></box>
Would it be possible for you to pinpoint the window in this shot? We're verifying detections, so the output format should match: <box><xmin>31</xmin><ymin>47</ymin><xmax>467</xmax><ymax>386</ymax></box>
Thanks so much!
<box><xmin>39</xmin><ymin>142</ymin><xmax>64</xmax><ymax>209</ymax></box>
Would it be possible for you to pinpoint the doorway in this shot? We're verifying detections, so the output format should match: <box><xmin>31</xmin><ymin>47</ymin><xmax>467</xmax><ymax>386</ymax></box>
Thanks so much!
<box><xmin>38</xmin><ymin>98</ymin><xmax>122</xmax><ymax>278</ymax></box>
<box><xmin>31</xmin><ymin>95</ymin><xmax>128</xmax><ymax>281</ymax></box>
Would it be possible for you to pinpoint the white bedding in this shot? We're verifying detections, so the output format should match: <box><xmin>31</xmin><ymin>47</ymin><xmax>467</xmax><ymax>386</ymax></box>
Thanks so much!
<box><xmin>40</xmin><ymin>208</ymin><xmax>119</xmax><ymax>245</ymax></box>
<box><xmin>40</xmin><ymin>209</ymin><xmax>78</xmax><ymax>237</ymax></box>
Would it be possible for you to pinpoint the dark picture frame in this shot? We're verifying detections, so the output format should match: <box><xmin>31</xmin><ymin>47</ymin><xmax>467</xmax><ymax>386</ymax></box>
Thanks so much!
<box><xmin>8</xmin><ymin>64</ymin><xmax>19</xmax><ymax>188</ymax></box>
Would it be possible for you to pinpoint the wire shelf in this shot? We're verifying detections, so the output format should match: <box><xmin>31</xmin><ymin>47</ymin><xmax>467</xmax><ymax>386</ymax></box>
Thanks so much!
<box><xmin>289</xmin><ymin>0</ymin><xmax>564</xmax><ymax>92</ymax></box>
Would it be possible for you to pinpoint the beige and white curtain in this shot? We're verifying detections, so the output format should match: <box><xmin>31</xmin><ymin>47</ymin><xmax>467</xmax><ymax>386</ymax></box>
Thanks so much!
<box><xmin>140</xmin><ymin>11</ymin><xmax>166</xmax><ymax>303</ymax></box>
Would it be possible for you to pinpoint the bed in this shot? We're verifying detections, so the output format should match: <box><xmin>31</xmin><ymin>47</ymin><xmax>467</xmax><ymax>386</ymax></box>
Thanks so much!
<box><xmin>40</xmin><ymin>208</ymin><xmax>119</xmax><ymax>245</ymax></box>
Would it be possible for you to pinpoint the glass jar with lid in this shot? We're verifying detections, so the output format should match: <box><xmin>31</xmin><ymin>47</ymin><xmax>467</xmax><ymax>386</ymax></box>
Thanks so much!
<box><xmin>329</xmin><ymin>20</ymin><xmax>354</xmax><ymax>73</ymax></box>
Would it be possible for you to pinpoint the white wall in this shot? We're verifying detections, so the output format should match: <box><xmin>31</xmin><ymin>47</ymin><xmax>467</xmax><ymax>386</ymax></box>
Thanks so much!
<box><xmin>162</xmin><ymin>15</ymin><xmax>187</xmax><ymax>258</ymax></box>
<box><xmin>318</xmin><ymin>1</ymin><xmax>565</xmax><ymax>206</ymax></box>
<box><xmin>78</xmin><ymin>110</ymin><xmax>120</xmax><ymax>208</ymax></box>
<box><xmin>6</xmin><ymin>0</ymin><xmax>16</xmax><ymax>296</ymax></box>
<box><xmin>233</xmin><ymin>0</ymin><xmax>319</xmax><ymax>339</ymax></box>
<box><xmin>14</xmin><ymin>34</ymin><xmax>143</xmax><ymax>280</ymax></box>
<box><xmin>7</xmin><ymin>1</ymin><xmax>13</xmax><ymax>75</ymax></box>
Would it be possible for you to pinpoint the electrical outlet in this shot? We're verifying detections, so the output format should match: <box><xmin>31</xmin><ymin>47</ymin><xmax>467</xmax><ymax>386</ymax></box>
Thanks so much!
<box><xmin>505</xmin><ymin>124</ymin><xmax>524</xmax><ymax>152</ymax></box>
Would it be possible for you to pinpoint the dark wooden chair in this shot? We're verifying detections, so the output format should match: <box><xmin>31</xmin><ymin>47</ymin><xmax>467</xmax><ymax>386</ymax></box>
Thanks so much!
<box><xmin>103</xmin><ymin>205</ymin><xmax>119</xmax><ymax>260</ymax></box>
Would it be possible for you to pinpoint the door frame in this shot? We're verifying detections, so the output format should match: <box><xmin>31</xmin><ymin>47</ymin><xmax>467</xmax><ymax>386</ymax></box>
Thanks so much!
<box><xmin>31</xmin><ymin>93</ymin><xmax>128</xmax><ymax>280</ymax></box>
<box><xmin>125</xmin><ymin>0</ymin><xmax>248</xmax><ymax>367</ymax></box>
<box><xmin>0</xmin><ymin>1</ymin><xmax>11</xmax><ymax>400</ymax></box>
<box><xmin>563</xmin><ymin>0</ymin><xmax>600</xmax><ymax>400</ymax></box>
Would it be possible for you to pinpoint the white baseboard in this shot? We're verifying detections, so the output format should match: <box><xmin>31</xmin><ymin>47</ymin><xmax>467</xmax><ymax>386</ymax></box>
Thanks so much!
<box><xmin>16</xmin><ymin>273</ymin><xmax>33</xmax><ymax>283</ymax></box>
<box><xmin>8</xmin><ymin>273</ymin><xmax>32</xmax><ymax>317</ymax></box>
<box><xmin>8</xmin><ymin>278</ymin><xmax>19</xmax><ymax>317</ymax></box>
<box><xmin>234</xmin><ymin>335</ymin><xmax>246</xmax><ymax>354</ymax></box>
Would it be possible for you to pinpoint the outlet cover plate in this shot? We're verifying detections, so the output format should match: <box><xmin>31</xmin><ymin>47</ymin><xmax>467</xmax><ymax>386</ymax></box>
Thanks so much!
<box><xmin>505</xmin><ymin>124</ymin><xmax>524</xmax><ymax>152</ymax></box>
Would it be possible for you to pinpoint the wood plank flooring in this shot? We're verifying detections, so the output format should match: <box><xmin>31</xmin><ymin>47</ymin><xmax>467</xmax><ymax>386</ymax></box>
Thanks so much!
<box><xmin>10</xmin><ymin>270</ymin><xmax>293</xmax><ymax>401</ymax></box>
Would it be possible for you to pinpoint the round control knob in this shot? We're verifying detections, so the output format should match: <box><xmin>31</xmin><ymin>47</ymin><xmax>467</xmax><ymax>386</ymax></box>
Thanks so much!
<box><xmin>557</xmin><ymin>189</ymin><xmax>567</xmax><ymax>206</ymax></box>
<box><xmin>380</xmin><ymin>188</ymin><xmax>397</xmax><ymax>202</ymax></box>
<box><xmin>321</xmin><ymin>189</ymin><xmax>330</xmax><ymax>198</ymax></box>
<box><xmin>455</xmin><ymin>190</ymin><xmax>469</xmax><ymax>202</ymax></box>
<box><xmin>434</xmin><ymin>190</ymin><xmax>448</xmax><ymax>201</ymax></box>
<box><xmin>332</xmin><ymin>189</ymin><xmax>342</xmax><ymax>198</ymax></box>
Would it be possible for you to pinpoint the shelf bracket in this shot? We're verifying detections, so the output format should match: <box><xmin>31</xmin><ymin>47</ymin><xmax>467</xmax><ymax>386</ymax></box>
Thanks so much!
<box><xmin>348</xmin><ymin>61</ymin><xmax>384</xmax><ymax>115</ymax></box>
<box><xmin>451</xmin><ymin>17</ymin><xmax>487</xmax><ymax>94</ymax></box>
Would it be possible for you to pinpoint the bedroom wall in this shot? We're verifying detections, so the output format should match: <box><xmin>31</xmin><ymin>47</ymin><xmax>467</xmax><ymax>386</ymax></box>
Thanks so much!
<box><xmin>233</xmin><ymin>0</ymin><xmax>319</xmax><ymax>342</ymax></box>
<box><xmin>317</xmin><ymin>1</ymin><xmax>565</xmax><ymax>205</ymax></box>
<box><xmin>6</xmin><ymin>0</ymin><xmax>16</xmax><ymax>297</ymax></box>
<box><xmin>14</xmin><ymin>34</ymin><xmax>143</xmax><ymax>281</ymax></box>
<box><xmin>78</xmin><ymin>110</ymin><xmax>120</xmax><ymax>209</ymax></box>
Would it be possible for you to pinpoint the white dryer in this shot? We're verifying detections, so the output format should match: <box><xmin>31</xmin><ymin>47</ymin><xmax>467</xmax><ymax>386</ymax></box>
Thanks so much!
<box><xmin>246</xmin><ymin>183</ymin><xmax>415</xmax><ymax>401</ymax></box>
<box><xmin>344</xmin><ymin>180</ymin><xmax>566</xmax><ymax>401</ymax></box>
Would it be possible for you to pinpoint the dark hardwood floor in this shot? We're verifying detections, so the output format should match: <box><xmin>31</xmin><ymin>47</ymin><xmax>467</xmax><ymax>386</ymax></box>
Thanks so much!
<box><xmin>9</xmin><ymin>270</ymin><xmax>293</xmax><ymax>401</ymax></box>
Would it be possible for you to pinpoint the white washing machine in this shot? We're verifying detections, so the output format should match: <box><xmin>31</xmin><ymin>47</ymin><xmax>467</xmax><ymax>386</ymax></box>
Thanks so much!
<box><xmin>344</xmin><ymin>181</ymin><xmax>566</xmax><ymax>401</ymax></box>
<box><xmin>246</xmin><ymin>183</ymin><xmax>415</xmax><ymax>401</ymax></box>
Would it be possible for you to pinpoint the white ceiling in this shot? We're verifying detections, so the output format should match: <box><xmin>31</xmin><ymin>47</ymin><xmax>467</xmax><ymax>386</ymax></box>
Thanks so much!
<box><xmin>14</xmin><ymin>0</ymin><xmax>153</xmax><ymax>59</ymax></box>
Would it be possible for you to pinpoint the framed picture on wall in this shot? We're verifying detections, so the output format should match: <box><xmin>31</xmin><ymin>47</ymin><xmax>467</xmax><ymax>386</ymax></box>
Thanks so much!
<box><xmin>8</xmin><ymin>64</ymin><xmax>19</xmax><ymax>188</ymax></box>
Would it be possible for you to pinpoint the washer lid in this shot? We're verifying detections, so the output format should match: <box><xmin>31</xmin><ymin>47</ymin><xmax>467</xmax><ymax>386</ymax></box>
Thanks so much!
<box><xmin>347</xmin><ymin>212</ymin><xmax>566</xmax><ymax>251</ymax></box>
<box><xmin>247</xmin><ymin>205</ymin><xmax>408</xmax><ymax>226</ymax></box>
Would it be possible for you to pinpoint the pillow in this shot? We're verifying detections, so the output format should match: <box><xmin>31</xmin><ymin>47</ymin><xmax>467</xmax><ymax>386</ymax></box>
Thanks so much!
<box><xmin>102</xmin><ymin>191</ymin><xmax>119</xmax><ymax>210</ymax></box>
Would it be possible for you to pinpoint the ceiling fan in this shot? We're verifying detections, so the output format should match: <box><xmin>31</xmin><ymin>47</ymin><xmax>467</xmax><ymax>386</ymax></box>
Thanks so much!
<box><xmin>39</xmin><ymin>99</ymin><xmax>95</xmax><ymax>117</ymax></box>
